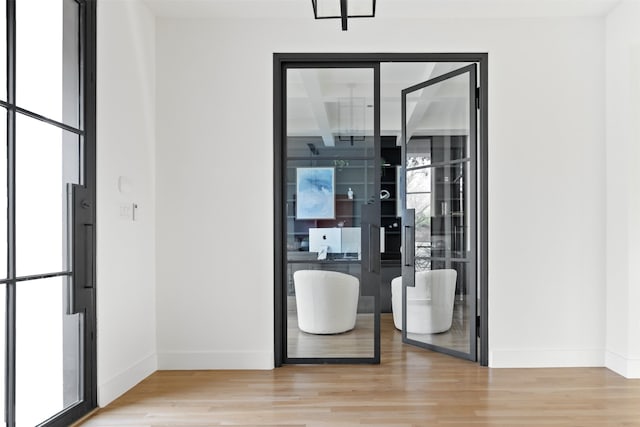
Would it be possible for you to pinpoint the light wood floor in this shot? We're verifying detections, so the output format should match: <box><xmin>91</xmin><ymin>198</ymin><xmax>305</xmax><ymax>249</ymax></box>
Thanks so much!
<box><xmin>288</xmin><ymin>300</ymin><xmax>470</xmax><ymax>358</ymax></box>
<box><xmin>80</xmin><ymin>314</ymin><xmax>640</xmax><ymax>427</ymax></box>
<box><xmin>406</xmin><ymin>299</ymin><xmax>471</xmax><ymax>353</ymax></box>
<box><xmin>287</xmin><ymin>313</ymin><xmax>375</xmax><ymax>359</ymax></box>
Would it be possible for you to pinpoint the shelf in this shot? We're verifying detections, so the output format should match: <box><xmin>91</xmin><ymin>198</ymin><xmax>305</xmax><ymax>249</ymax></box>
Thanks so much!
<box><xmin>286</xmin><ymin>199</ymin><xmax>365</xmax><ymax>203</ymax></box>
<box><xmin>432</xmin><ymin>213</ymin><xmax>464</xmax><ymax>217</ymax></box>
<box><xmin>287</xmin><ymin>258</ymin><xmax>362</xmax><ymax>264</ymax></box>
<box><xmin>287</xmin><ymin>215</ymin><xmax>357</xmax><ymax>219</ymax></box>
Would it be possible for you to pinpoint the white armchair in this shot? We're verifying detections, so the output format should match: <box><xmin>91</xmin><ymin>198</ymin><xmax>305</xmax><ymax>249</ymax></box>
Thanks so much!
<box><xmin>391</xmin><ymin>269</ymin><xmax>457</xmax><ymax>334</ymax></box>
<box><xmin>293</xmin><ymin>270</ymin><xmax>360</xmax><ymax>334</ymax></box>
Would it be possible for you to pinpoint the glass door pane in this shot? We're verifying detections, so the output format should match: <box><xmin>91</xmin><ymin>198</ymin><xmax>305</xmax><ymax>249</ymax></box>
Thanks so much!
<box><xmin>285</xmin><ymin>66</ymin><xmax>380</xmax><ymax>362</ymax></box>
<box><xmin>0</xmin><ymin>0</ymin><xmax>5</xmax><ymax>101</ymax></box>
<box><xmin>401</xmin><ymin>65</ymin><xmax>477</xmax><ymax>360</ymax></box>
<box><xmin>0</xmin><ymin>284</ymin><xmax>5</xmax><ymax>421</ymax></box>
<box><xmin>1</xmin><ymin>1</ymin><xmax>95</xmax><ymax>426</ymax></box>
<box><xmin>15</xmin><ymin>277</ymin><xmax>81</xmax><ymax>427</ymax></box>
<box><xmin>15</xmin><ymin>114</ymin><xmax>80</xmax><ymax>277</ymax></box>
<box><xmin>0</xmin><ymin>108</ymin><xmax>6</xmax><ymax>280</ymax></box>
<box><xmin>16</xmin><ymin>0</ymin><xmax>80</xmax><ymax>127</ymax></box>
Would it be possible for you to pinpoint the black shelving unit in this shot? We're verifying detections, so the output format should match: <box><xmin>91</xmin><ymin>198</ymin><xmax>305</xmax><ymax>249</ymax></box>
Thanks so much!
<box><xmin>379</xmin><ymin>136</ymin><xmax>402</xmax><ymax>313</ymax></box>
<box><xmin>380</xmin><ymin>136</ymin><xmax>402</xmax><ymax>261</ymax></box>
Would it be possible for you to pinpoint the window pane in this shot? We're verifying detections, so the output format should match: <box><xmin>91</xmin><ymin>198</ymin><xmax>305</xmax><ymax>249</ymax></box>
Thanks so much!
<box><xmin>16</xmin><ymin>113</ymin><xmax>80</xmax><ymax>276</ymax></box>
<box><xmin>16</xmin><ymin>0</ymin><xmax>79</xmax><ymax>127</ymax></box>
<box><xmin>0</xmin><ymin>0</ymin><xmax>6</xmax><ymax>101</ymax></box>
<box><xmin>16</xmin><ymin>277</ymin><xmax>82</xmax><ymax>427</ymax></box>
<box><xmin>0</xmin><ymin>108</ymin><xmax>6</xmax><ymax>279</ymax></box>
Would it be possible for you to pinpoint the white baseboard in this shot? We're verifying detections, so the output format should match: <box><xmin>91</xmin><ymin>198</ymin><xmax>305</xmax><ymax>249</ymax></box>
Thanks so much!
<box><xmin>605</xmin><ymin>351</ymin><xmax>640</xmax><ymax>378</ymax></box>
<box><xmin>489</xmin><ymin>348</ymin><xmax>605</xmax><ymax>368</ymax></box>
<box><xmin>98</xmin><ymin>353</ymin><xmax>158</xmax><ymax>407</ymax></box>
<box><xmin>157</xmin><ymin>351</ymin><xmax>274</xmax><ymax>370</ymax></box>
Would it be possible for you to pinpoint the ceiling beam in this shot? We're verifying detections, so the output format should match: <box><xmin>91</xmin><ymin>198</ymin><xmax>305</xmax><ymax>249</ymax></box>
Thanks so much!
<box><xmin>399</xmin><ymin>63</ymin><xmax>460</xmax><ymax>146</ymax></box>
<box><xmin>403</xmin><ymin>63</ymin><xmax>437</xmax><ymax>146</ymax></box>
<box><xmin>300</xmin><ymin>71</ymin><xmax>335</xmax><ymax>147</ymax></box>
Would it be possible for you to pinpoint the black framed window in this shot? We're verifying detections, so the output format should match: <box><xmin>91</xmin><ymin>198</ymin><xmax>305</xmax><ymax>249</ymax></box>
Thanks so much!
<box><xmin>0</xmin><ymin>1</ymin><xmax>96</xmax><ymax>426</ymax></box>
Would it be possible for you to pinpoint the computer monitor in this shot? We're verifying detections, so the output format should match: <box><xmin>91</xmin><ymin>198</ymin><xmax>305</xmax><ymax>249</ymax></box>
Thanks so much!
<box><xmin>341</xmin><ymin>227</ymin><xmax>385</xmax><ymax>254</ymax></box>
<box><xmin>308</xmin><ymin>228</ymin><xmax>342</xmax><ymax>253</ymax></box>
<box><xmin>341</xmin><ymin>227</ymin><xmax>361</xmax><ymax>254</ymax></box>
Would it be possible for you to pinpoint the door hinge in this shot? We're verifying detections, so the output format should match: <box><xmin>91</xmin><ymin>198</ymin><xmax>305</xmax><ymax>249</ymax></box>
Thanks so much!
<box><xmin>475</xmin><ymin>87</ymin><xmax>481</xmax><ymax>110</ymax></box>
<box><xmin>476</xmin><ymin>315</ymin><xmax>481</xmax><ymax>338</ymax></box>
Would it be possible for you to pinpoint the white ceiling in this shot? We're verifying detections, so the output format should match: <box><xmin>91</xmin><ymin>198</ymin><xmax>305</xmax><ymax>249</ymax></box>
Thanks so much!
<box><xmin>287</xmin><ymin>63</ymin><xmax>472</xmax><ymax>142</ymax></box>
<box><xmin>144</xmin><ymin>0</ymin><xmax>621</xmax><ymax>19</ymax></box>
<box><xmin>143</xmin><ymin>0</ymin><xmax>622</xmax><ymax>144</ymax></box>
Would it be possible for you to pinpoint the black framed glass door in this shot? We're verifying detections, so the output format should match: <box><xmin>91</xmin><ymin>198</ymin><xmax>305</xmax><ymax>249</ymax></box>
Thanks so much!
<box><xmin>0</xmin><ymin>1</ymin><xmax>97</xmax><ymax>426</ymax></box>
<box><xmin>280</xmin><ymin>63</ymin><xmax>381</xmax><ymax>363</ymax></box>
<box><xmin>401</xmin><ymin>64</ymin><xmax>478</xmax><ymax>360</ymax></box>
<box><xmin>275</xmin><ymin>53</ymin><xmax>488</xmax><ymax>367</ymax></box>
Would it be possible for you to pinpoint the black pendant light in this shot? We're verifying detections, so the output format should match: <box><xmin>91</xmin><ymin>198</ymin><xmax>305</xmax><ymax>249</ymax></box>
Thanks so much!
<box><xmin>311</xmin><ymin>0</ymin><xmax>376</xmax><ymax>31</ymax></box>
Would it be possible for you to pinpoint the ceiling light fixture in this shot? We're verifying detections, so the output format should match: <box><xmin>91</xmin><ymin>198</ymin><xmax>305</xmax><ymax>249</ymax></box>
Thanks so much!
<box><xmin>311</xmin><ymin>0</ymin><xmax>376</xmax><ymax>31</ymax></box>
<box><xmin>338</xmin><ymin>84</ymin><xmax>365</xmax><ymax>145</ymax></box>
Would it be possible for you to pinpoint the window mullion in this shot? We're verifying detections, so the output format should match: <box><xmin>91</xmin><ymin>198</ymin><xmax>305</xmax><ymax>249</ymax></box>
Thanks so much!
<box><xmin>5</xmin><ymin>0</ymin><xmax>16</xmax><ymax>425</ymax></box>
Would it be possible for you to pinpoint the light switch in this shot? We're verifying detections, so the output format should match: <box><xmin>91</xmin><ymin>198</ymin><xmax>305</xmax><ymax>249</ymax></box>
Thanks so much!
<box><xmin>120</xmin><ymin>204</ymin><xmax>132</xmax><ymax>220</ymax></box>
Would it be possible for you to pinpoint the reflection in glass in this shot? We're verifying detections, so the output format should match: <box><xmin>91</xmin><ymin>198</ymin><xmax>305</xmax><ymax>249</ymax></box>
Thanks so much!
<box><xmin>16</xmin><ymin>114</ymin><xmax>80</xmax><ymax>276</ymax></box>
<box><xmin>16</xmin><ymin>277</ymin><xmax>81</xmax><ymax>427</ymax></box>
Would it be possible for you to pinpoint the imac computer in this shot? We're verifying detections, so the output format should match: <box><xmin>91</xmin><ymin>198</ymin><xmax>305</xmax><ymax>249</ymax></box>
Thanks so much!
<box><xmin>308</xmin><ymin>228</ymin><xmax>342</xmax><ymax>256</ymax></box>
<box><xmin>308</xmin><ymin>227</ymin><xmax>384</xmax><ymax>260</ymax></box>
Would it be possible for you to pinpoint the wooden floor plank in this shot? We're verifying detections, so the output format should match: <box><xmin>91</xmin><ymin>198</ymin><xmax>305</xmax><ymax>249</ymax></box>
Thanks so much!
<box><xmin>79</xmin><ymin>314</ymin><xmax>640</xmax><ymax>427</ymax></box>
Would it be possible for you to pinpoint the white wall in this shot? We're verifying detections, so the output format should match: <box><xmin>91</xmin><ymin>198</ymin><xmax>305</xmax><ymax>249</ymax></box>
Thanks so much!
<box><xmin>97</xmin><ymin>0</ymin><xmax>158</xmax><ymax>406</ymax></box>
<box><xmin>155</xmin><ymin>15</ymin><xmax>606</xmax><ymax>369</ymax></box>
<box><xmin>605</xmin><ymin>0</ymin><xmax>640</xmax><ymax>378</ymax></box>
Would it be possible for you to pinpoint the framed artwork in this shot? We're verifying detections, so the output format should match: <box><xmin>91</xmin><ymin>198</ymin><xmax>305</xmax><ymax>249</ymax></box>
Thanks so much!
<box><xmin>296</xmin><ymin>167</ymin><xmax>335</xmax><ymax>219</ymax></box>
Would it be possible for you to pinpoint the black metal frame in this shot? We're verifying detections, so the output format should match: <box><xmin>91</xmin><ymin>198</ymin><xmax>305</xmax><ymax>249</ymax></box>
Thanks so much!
<box><xmin>2</xmin><ymin>1</ymin><xmax>97</xmax><ymax>425</ymax></box>
<box><xmin>401</xmin><ymin>63</ymin><xmax>478</xmax><ymax>361</ymax></box>
<box><xmin>275</xmin><ymin>57</ymin><xmax>381</xmax><ymax>365</ymax></box>
<box><xmin>311</xmin><ymin>0</ymin><xmax>376</xmax><ymax>31</ymax></box>
<box><xmin>274</xmin><ymin>52</ymin><xmax>489</xmax><ymax>367</ymax></box>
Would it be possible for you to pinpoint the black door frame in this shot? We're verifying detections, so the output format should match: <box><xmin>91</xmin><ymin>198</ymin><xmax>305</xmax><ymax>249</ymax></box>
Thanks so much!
<box><xmin>275</xmin><ymin>60</ymin><xmax>382</xmax><ymax>365</ymax></box>
<box><xmin>1</xmin><ymin>1</ymin><xmax>97</xmax><ymax>425</ymax></box>
<box><xmin>274</xmin><ymin>52</ymin><xmax>488</xmax><ymax>367</ymax></box>
<box><xmin>401</xmin><ymin>63</ymin><xmax>479</xmax><ymax>361</ymax></box>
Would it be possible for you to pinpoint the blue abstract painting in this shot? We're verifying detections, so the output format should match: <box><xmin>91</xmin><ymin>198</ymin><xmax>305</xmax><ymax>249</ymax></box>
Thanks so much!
<box><xmin>296</xmin><ymin>167</ymin><xmax>335</xmax><ymax>219</ymax></box>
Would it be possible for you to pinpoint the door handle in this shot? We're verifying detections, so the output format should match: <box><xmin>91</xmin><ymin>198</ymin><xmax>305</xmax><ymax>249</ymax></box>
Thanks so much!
<box><xmin>69</xmin><ymin>184</ymin><xmax>95</xmax><ymax>314</ymax></box>
<box><xmin>402</xmin><ymin>209</ymin><xmax>416</xmax><ymax>288</ymax></box>
<box><xmin>404</xmin><ymin>225</ymin><xmax>412</xmax><ymax>267</ymax></box>
<box><xmin>368</xmin><ymin>223</ymin><xmax>380</xmax><ymax>274</ymax></box>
